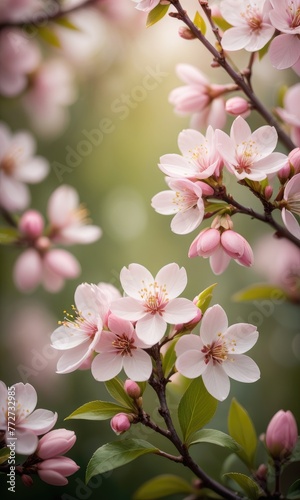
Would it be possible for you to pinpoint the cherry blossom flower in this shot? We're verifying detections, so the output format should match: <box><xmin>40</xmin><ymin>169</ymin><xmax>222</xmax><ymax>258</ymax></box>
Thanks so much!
<box><xmin>175</xmin><ymin>304</ymin><xmax>260</xmax><ymax>401</ymax></box>
<box><xmin>132</xmin><ymin>0</ymin><xmax>162</xmax><ymax>12</ymax></box>
<box><xmin>91</xmin><ymin>314</ymin><xmax>153</xmax><ymax>382</ymax></box>
<box><xmin>268</xmin><ymin>0</ymin><xmax>300</xmax><ymax>71</ymax></box>
<box><xmin>37</xmin><ymin>456</ymin><xmax>80</xmax><ymax>486</ymax></box>
<box><xmin>51</xmin><ymin>283</ymin><xmax>106</xmax><ymax>373</ymax></box>
<box><xmin>281</xmin><ymin>173</ymin><xmax>300</xmax><ymax>239</ymax></box>
<box><xmin>0</xmin><ymin>28</ymin><xmax>41</xmax><ymax>98</ymax></box>
<box><xmin>22</xmin><ymin>59</ymin><xmax>77</xmax><ymax>138</ymax></box>
<box><xmin>215</xmin><ymin>116</ymin><xmax>287</xmax><ymax>181</ymax></box>
<box><xmin>159</xmin><ymin>127</ymin><xmax>223</xmax><ymax>181</ymax></box>
<box><xmin>47</xmin><ymin>185</ymin><xmax>102</xmax><ymax>244</ymax></box>
<box><xmin>110</xmin><ymin>263</ymin><xmax>198</xmax><ymax>345</ymax></box>
<box><xmin>189</xmin><ymin>227</ymin><xmax>254</xmax><ymax>275</ymax></box>
<box><xmin>0</xmin><ymin>382</ymin><xmax>57</xmax><ymax>454</ymax></box>
<box><xmin>276</xmin><ymin>84</ymin><xmax>300</xmax><ymax>147</ymax></box>
<box><xmin>220</xmin><ymin>0</ymin><xmax>275</xmax><ymax>52</ymax></box>
<box><xmin>169</xmin><ymin>64</ymin><xmax>227</xmax><ymax>130</ymax></box>
<box><xmin>151</xmin><ymin>179</ymin><xmax>214</xmax><ymax>235</ymax></box>
<box><xmin>36</xmin><ymin>429</ymin><xmax>77</xmax><ymax>460</ymax></box>
<box><xmin>0</xmin><ymin>123</ymin><xmax>49</xmax><ymax>212</ymax></box>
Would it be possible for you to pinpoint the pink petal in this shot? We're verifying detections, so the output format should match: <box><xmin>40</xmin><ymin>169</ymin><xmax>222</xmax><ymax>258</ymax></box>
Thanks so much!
<box><xmin>91</xmin><ymin>352</ymin><xmax>123</xmax><ymax>381</ymax></box>
<box><xmin>38</xmin><ymin>470</ymin><xmax>68</xmax><ymax>486</ymax></box>
<box><xmin>20</xmin><ymin>408</ymin><xmax>57</xmax><ymax>434</ymax></box>
<box><xmin>56</xmin><ymin>342</ymin><xmax>94</xmax><ymax>374</ymax></box>
<box><xmin>175</xmin><ymin>334</ymin><xmax>203</xmax><ymax>357</ymax></box>
<box><xmin>0</xmin><ymin>173</ymin><xmax>30</xmax><ymax>211</ymax></box>
<box><xmin>14</xmin><ymin>429</ymin><xmax>39</xmax><ymax>455</ymax></box>
<box><xmin>13</xmin><ymin>248</ymin><xmax>42</xmax><ymax>292</ymax></box>
<box><xmin>136</xmin><ymin>313</ymin><xmax>167</xmax><ymax>345</ymax></box>
<box><xmin>206</xmin><ymin>98</ymin><xmax>227</xmax><ymax>130</ymax></box>
<box><xmin>14</xmin><ymin>383</ymin><xmax>37</xmax><ymax>418</ymax></box>
<box><xmin>164</xmin><ymin>298</ymin><xmax>198</xmax><ymax>324</ymax></box>
<box><xmin>123</xmin><ymin>349</ymin><xmax>153</xmax><ymax>381</ymax></box>
<box><xmin>107</xmin><ymin>314</ymin><xmax>135</xmax><ymax>339</ymax></box>
<box><xmin>156</xmin><ymin>263</ymin><xmax>187</xmax><ymax>299</ymax></box>
<box><xmin>178</xmin><ymin>129</ymin><xmax>207</xmax><ymax>156</ymax></box>
<box><xmin>44</xmin><ymin>249</ymin><xmax>81</xmax><ymax>278</ymax></box>
<box><xmin>120</xmin><ymin>263</ymin><xmax>154</xmax><ymax>298</ymax></box>
<box><xmin>159</xmin><ymin>154</ymin><xmax>197</xmax><ymax>178</ymax></box>
<box><xmin>58</xmin><ymin>224</ymin><xmax>102</xmax><ymax>244</ymax></box>
<box><xmin>151</xmin><ymin>190</ymin><xmax>181</xmax><ymax>215</ymax></box>
<box><xmin>14</xmin><ymin>157</ymin><xmax>49</xmax><ymax>183</ymax></box>
<box><xmin>200</xmin><ymin>304</ymin><xmax>228</xmax><ymax>344</ymax></box>
<box><xmin>225</xmin><ymin>323</ymin><xmax>258</xmax><ymax>354</ymax></box>
<box><xmin>171</xmin><ymin>207</ymin><xmax>204</xmax><ymax>235</ymax></box>
<box><xmin>74</xmin><ymin>283</ymin><xmax>100</xmax><ymax>323</ymax></box>
<box><xmin>221</xmin><ymin>26</ymin><xmax>254</xmax><ymax>51</ymax></box>
<box><xmin>282</xmin><ymin>208</ymin><xmax>300</xmax><ymax>239</ymax></box>
<box><xmin>209</xmin><ymin>245</ymin><xmax>231</xmax><ymax>274</ymax></box>
<box><xmin>231</xmin><ymin>116</ymin><xmax>251</xmax><ymax>144</ymax></box>
<box><xmin>47</xmin><ymin>185</ymin><xmax>79</xmax><ymax>226</ymax></box>
<box><xmin>223</xmin><ymin>355</ymin><xmax>260</xmax><ymax>382</ymax></box>
<box><xmin>51</xmin><ymin>325</ymin><xmax>90</xmax><ymax>350</ymax></box>
<box><xmin>42</xmin><ymin>267</ymin><xmax>65</xmax><ymax>293</ymax></box>
<box><xmin>269</xmin><ymin>34</ymin><xmax>300</xmax><ymax>69</ymax></box>
<box><xmin>175</xmin><ymin>63</ymin><xmax>209</xmax><ymax>86</ymax></box>
<box><xmin>202</xmin><ymin>362</ymin><xmax>230</xmax><ymax>401</ymax></box>
<box><xmin>110</xmin><ymin>297</ymin><xmax>146</xmax><ymax>321</ymax></box>
<box><xmin>175</xmin><ymin>350</ymin><xmax>207</xmax><ymax>378</ymax></box>
<box><xmin>284</xmin><ymin>173</ymin><xmax>300</xmax><ymax>199</ymax></box>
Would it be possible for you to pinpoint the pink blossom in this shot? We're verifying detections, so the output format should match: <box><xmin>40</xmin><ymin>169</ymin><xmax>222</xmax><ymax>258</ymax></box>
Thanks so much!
<box><xmin>159</xmin><ymin>127</ymin><xmax>223</xmax><ymax>181</ymax></box>
<box><xmin>47</xmin><ymin>185</ymin><xmax>102</xmax><ymax>245</ymax></box>
<box><xmin>281</xmin><ymin>173</ymin><xmax>300</xmax><ymax>239</ymax></box>
<box><xmin>18</xmin><ymin>210</ymin><xmax>44</xmax><ymax>239</ymax></box>
<box><xmin>37</xmin><ymin>456</ymin><xmax>79</xmax><ymax>486</ymax></box>
<box><xmin>0</xmin><ymin>122</ymin><xmax>49</xmax><ymax>212</ymax></box>
<box><xmin>169</xmin><ymin>64</ymin><xmax>227</xmax><ymax>130</ymax></box>
<box><xmin>36</xmin><ymin>429</ymin><xmax>76</xmax><ymax>460</ymax></box>
<box><xmin>265</xmin><ymin>410</ymin><xmax>298</xmax><ymax>460</ymax></box>
<box><xmin>268</xmin><ymin>0</ymin><xmax>300</xmax><ymax>71</ymax></box>
<box><xmin>288</xmin><ymin>148</ymin><xmax>300</xmax><ymax>174</ymax></box>
<box><xmin>110</xmin><ymin>413</ymin><xmax>131</xmax><ymax>435</ymax></box>
<box><xmin>276</xmin><ymin>84</ymin><xmax>300</xmax><ymax>147</ymax></box>
<box><xmin>133</xmin><ymin>0</ymin><xmax>162</xmax><ymax>13</ymax></box>
<box><xmin>22</xmin><ymin>59</ymin><xmax>77</xmax><ymax>138</ymax></box>
<box><xmin>175</xmin><ymin>304</ymin><xmax>260</xmax><ymax>401</ymax></box>
<box><xmin>110</xmin><ymin>263</ymin><xmax>198</xmax><ymax>345</ymax></box>
<box><xmin>189</xmin><ymin>228</ymin><xmax>254</xmax><ymax>275</ymax></box>
<box><xmin>225</xmin><ymin>97</ymin><xmax>251</xmax><ymax>118</ymax></box>
<box><xmin>220</xmin><ymin>0</ymin><xmax>275</xmax><ymax>52</ymax></box>
<box><xmin>216</xmin><ymin>116</ymin><xmax>287</xmax><ymax>181</ymax></box>
<box><xmin>91</xmin><ymin>315</ymin><xmax>153</xmax><ymax>382</ymax></box>
<box><xmin>0</xmin><ymin>28</ymin><xmax>41</xmax><ymax>97</ymax></box>
<box><xmin>0</xmin><ymin>382</ymin><xmax>57</xmax><ymax>455</ymax></box>
<box><xmin>13</xmin><ymin>246</ymin><xmax>81</xmax><ymax>293</ymax></box>
<box><xmin>51</xmin><ymin>283</ymin><xmax>106</xmax><ymax>373</ymax></box>
<box><xmin>151</xmin><ymin>179</ymin><xmax>213</xmax><ymax>235</ymax></box>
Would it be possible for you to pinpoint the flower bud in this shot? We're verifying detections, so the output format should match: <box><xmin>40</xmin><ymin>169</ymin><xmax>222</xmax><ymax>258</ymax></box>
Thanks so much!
<box><xmin>124</xmin><ymin>380</ymin><xmax>141</xmax><ymax>399</ymax></box>
<box><xmin>265</xmin><ymin>410</ymin><xmax>298</xmax><ymax>460</ymax></box>
<box><xmin>21</xmin><ymin>474</ymin><xmax>34</xmax><ymax>487</ymax></box>
<box><xmin>255</xmin><ymin>464</ymin><xmax>268</xmax><ymax>481</ymax></box>
<box><xmin>288</xmin><ymin>147</ymin><xmax>300</xmax><ymax>174</ymax></box>
<box><xmin>225</xmin><ymin>97</ymin><xmax>250</xmax><ymax>118</ymax></box>
<box><xmin>178</xmin><ymin>26</ymin><xmax>196</xmax><ymax>40</ymax></box>
<box><xmin>264</xmin><ymin>185</ymin><xmax>273</xmax><ymax>200</ymax></box>
<box><xmin>37</xmin><ymin>456</ymin><xmax>80</xmax><ymax>486</ymax></box>
<box><xmin>110</xmin><ymin>413</ymin><xmax>131</xmax><ymax>435</ymax></box>
<box><xmin>36</xmin><ymin>429</ymin><xmax>77</xmax><ymax>460</ymax></box>
<box><xmin>19</xmin><ymin>210</ymin><xmax>44</xmax><ymax>239</ymax></box>
<box><xmin>277</xmin><ymin>162</ymin><xmax>291</xmax><ymax>183</ymax></box>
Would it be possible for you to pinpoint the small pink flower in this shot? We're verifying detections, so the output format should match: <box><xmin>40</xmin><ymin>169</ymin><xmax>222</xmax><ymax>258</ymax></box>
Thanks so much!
<box><xmin>110</xmin><ymin>413</ymin><xmax>131</xmax><ymax>435</ymax></box>
<box><xmin>276</xmin><ymin>84</ymin><xmax>300</xmax><ymax>146</ymax></box>
<box><xmin>220</xmin><ymin>0</ymin><xmax>275</xmax><ymax>52</ymax></box>
<box><xmin>216</xmin><ymin>116</ymin><xmax>287</xmax><ymax>181</ymax></box>
<box><xmin>265</xmin><ymin>410</ymin><xmax>298</xmax><ymax>460</ymax></box>
<box><xmin>36</xmin><ymin>429</ymin><xmax>76</xmax><ymax>460</ymax></box>
<box><xmin>0</xmin><ymin>122</ymin><xmax>49</xmax><ymax>211</ymax></box>
<box><xmin>175</xmin><ymin>304</ymin><xmax>260</xmax><ymax>401</ymax></box>
<box><xmin>47</xmin><ymin>185</ymin><xmax>102</xmax><ymax>245</ymax></box>
<box><xmin>169</xmin><ymin>63</ymin><xmax>227</xmax><ymax>130</ymax></box>
<box><xmin>37</xmin><ymin>456</ymin><xmax>79</xmax><ymax>486</ymax></box>
<box><xmin>225</xmin><ymin>97</ymin><xmax>251</xmax><ymax>118</ymax></box>
<box><xmin>110</xmin><ymin>263</ymin><xmax>198</xmax><ymax>345</ymax></box>
<box><xmin>189</xmin><ymin>228</ymin><xmax>254</xmax><ymax>275</ymax></box>
<box><xmin>91</xmin><ymin>315</ymin><xmax>153</xmax><ymax>382</ymax></box>
<box><xmin>268</xmin><ymin>0</ymin><xmax>300</xmax><ymax>71</ymax></box>
<box><xmin>0</xmin><ymin>382</ymin><xmax>57</xmax><ymax>455</ymax></box>
<box><xmin>281</xmin><ymin>173</ymin><xmax>300</xmax><ymax>239</ymax></box>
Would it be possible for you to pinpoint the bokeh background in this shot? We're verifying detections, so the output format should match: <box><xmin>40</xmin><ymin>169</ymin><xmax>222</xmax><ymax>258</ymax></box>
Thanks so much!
<box><xmin>0</xmin><ymin>1</ymin><xmax>299</xmax><ymax>499</ymax></box>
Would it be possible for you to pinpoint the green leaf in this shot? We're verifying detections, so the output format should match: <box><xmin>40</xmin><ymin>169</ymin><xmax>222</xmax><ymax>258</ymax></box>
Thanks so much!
<box><xmin>86</xmin><ymin>439</ymin><xmax>159</xmax><ymax>483</ymax></box>
<box><xmin>65</xmin><ymin>400</ymin><xmax>132</xmax><ymax>421</ymax></box>
<box><xmin>232</xmin><ymin>283</ymin><xmax>286</xmax><ymax>302</ymax></box>
<box><xmin>162</xmin><ymin>339</ymin><xmax>177</xmax><ymax>377</ymax></box>
<box><xmin>258</xmin><ymin>39</ymin><xmax>272</xmax><ymax>60</ymax></box>
<box><xmin>223</xmin><ymin>473</ymin><xmax>262</xmax><ymax>500</ymax></box>
<box><xmin>133</xmin><ymin>474</ymin><xmax>194</xmax><ymax>499</ymax></box>
<box><xmin>287</xmin><ymin>479</ymin><xmax>300</xmax><ymax>499</ymax></box>
<box><xmin>277</xmin><ymin>85</ymin><xmax>288</xmax><ymax>108</ymax></box>
<box><xmin>190</xmin><ymin>429</ymin><xmax>241</xmax><ymax>452</ymax></box>
<box><xmin>37</xmin><ymin>26</ymin><xmax>61</xmax><ymax>47</ymax></box>
<box><xmin>193</xmin><ymin>11</ymin><xmax>207</xmax><ymax>35</ymax></box>
<box><xmin>0</xmin><ymin>448</ymin><xmax>10</xmax><ymax>465</ymax></box>
<box><xmin>146</xmin><ymin>4</ymin><xmax>169</xmax><ymax>27</ymax></box>
<box><xmin>228</xmin><ymin>399</ymin><xmax>257</xmax><ymax>468</ymax></box>
<box><xmin>137</xmin><ymin>381</ymin><xmax>147</xmax><ymax>396</ymax></box>
<box><xmin>0</xmin><ymin>227</ymin><xmax>19</xmax><ymax>244</ymax></box>
<box><xmin>204</xmin><ymin>202</ymin><xmax>230</xmax><ymax>214</ymax></box>
<box><xmin>53</xmin><ymin>16</ymin><xmax>81</xmax><ymax>31</ymax></box>
<box><xmin>211</xmin><ymin>14</ymin><xmax>231</xmax><ymax>32</ymax></box>
<box><xmin>194</xmin><ymin>283</ymin><xmax>217</xmax><ymax>314</ymax></box>
<box><xmin>105</xmin><ymin>377</ymin><xmax>135</xmax><ymax>409</ymax></box>
<box><xmin>178</xmin><ymin>377</ymin><xmax>218</xmax><ymax>445</ymax></box>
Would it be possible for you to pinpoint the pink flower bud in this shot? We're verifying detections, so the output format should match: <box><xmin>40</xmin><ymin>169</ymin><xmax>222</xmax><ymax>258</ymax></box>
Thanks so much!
<box><xmin>178</xmin><ymin>26</ymin><xmax>196</xmax><ymax>40</ymax></box>
<box><xmin>36</xmin><ymin>429</ymin><xmax>77</xmax><ymax>460</ymax></box>
<box><xmin>277</xmin><ymin>162</ymin><xmax>291</xmax><ymax>183</ymax></box>
<box><xmin>124</xmin><ymin>380</ymin><xmax>141</xmax><ymax>399</ymax></box>
<box><xmin>265</xmin><ymin>410</ymin><xmax>298</xmax><ymax>460</ymax></box>
<box><xmin>189</xmin><ymin>228</ymin><xmax>220</xmax><ymax>258</ymax></box>
<box><xmin>225</xmin><ymin>97</ymin><xmax>250</xmax><ymax>118</ymax></box>
<box><xmin>255</xmin><ymin>464</ymin><xmax>268</xmax><ymax>481</ymax></box>
<box><xmin>264</xmin><ymin>185</ymin><xmax>273</xmax><ymax>200</ymax></box>
<box><xmin>19</xmin><ymin>210</ymin><xmax>44</xmax><ymax>239</ymax></box>
<box><xmin>288</xmin><ymin>147</ymin><xmax>300</xmax><ymax>174</ymax></box>
<box><xmin>221</xmin><ymin>230</ymin><xmax>253</xmax><ymax>267</ymax></box>
<box><xmin>37</xmin><ymin>456</ymin><xmax>80</xmax><ymax>486</ymax></box>
<box><xmin>110</xmin><ymin>413</ymin><xmax>131</xmax><ymax>435</ymax></box>
<box><xmin>21</xmin><ymin>474</ymin><xmax>34</xmax><ymax>487</ymax></box>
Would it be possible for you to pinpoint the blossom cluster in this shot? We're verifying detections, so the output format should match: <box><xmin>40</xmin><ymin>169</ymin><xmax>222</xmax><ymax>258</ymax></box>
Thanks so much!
<box><xmin>51</xmin><ymin>263</ymin><xmax>260</xmax><ymax>402</ymax></box>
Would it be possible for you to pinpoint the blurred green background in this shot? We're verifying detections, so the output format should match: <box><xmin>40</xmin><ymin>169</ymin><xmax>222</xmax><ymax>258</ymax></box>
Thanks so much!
<box><xmin>0</xmin><ymin>2</ymin><xmax>299</xmax><ymax>499</ymax></box>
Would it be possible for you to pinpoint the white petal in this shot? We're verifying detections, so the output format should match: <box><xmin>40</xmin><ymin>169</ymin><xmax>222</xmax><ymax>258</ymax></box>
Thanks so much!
<box><xmin>175</xmin><ymin>350</ymin><xmax>206</xmax><ymax>378</ymax></box>
<box><xmin>20</xmin><ymin>408</ymin><xmax>57</xmax><ymax>434</ymax></box>
<box><xmin>225</xmin><ymin>323</ymin><xmax>259</xmax><ymax>354</ymax></box>
<box><xmin>156</xmin><ymin>263</ymin><xmax>187</xmax><ymax>299</ymax></box>
<box><xmin>136</xmin><ymin>314</ymin><xmax>166</xmax><ymax>345</ymax></box>
<box><xmin>282</xmin><ymin>209</ymin><xmax>300</xmax><ymax>239</ymax></box>
<box><xmin>58</xmin><ymin>225</ymin><xmax>102</xmax><ymax>244</ymax></box>
<box><xmin>200</xmin><ymin>305</ymin><xmax>228</xmax><ymax>344</ymax></box>
<box><xmin>123</xmin><ymin>349</ymin><xmax>153</xmax><ymax>381</ymax></box>
<box><xmin>110</xmin><ymin>297</ymin><xmax>145</xmax><ymax>321</ymax></box>
<box><xmin>223</xmin><ymin>355</ymin><xmax>260</xmax><ymax>383</ymax></box>
<box><xmin>175</xmin><ymin>334</ymin><xmax>203</xmax><ymax>357</ymax></box>
<box><xmin>151</xmin><ymin>190</ymin><xmax>180</xmax><ymax>215</ymax></box>
<box><xmin>159</xmin><ymin>154</ymin><xmax>198</xmax><ymax>178</ymax></box>
<box><xmin>0</xmin><ymin>173</ymin><xmax>30</xmax><ymax>211</ymax></box>
<box><xmin>171</xmin><ymin>206</ymin><xmax>203</xmax><ymax>235</ymax></box>
<box><xmin>56</xmin><ymin>343</ymin><xmax>93</xmax><ymax>374</ymax></box>
<box><xmin>164</xmin><ymin>298</ymin><xmax>198</xmax><ymax>324</ymax></box>
<box><xmin>120</xmin><ymin>263</ymin><xmax>154</xmax><ymax>298</ymax></box>
<box><xmin>91</xmin><ymin>353</ymin><xmax>123</xmax><ymax>381</ymax></box>
<box><xmin>202</xmin><ymin>362</ymin><xmax>230</xmax><ymax>401</ymax></box>
<box><xmin>47</xmin><ymin>185</ymin><xmax>79</xmax><ymax>227</ymax></box>
<box><xmin>14</xmin><ymin>157</ymin><xmax>49</xmax><ymax>183</ymax></box>
<box><xmin>221</xmin><ymin>26</ymin><xmax>253</xmax><ymax>51</ymax></box>
<box><xmin>51</xmin><ymin>325</ymin><xmax>90</xmax><ymax>350</ymax></box>
<box><xmin>269</xmin><ymin>34</ymin><xmax>300</xmax><ymax>69</ymax></box>
<box><xmin>14</xmin><ymin>429</ymin><xmax>38</xmax><ymax>455</ymax></box>
<box><xmin>178</xmin><ymin>129</ymin><xmax>206</xmax><ymax>157</ymax></box>
<box><xmin>231</xmin><ymin>116</ymin><xmax>251</xmax><ymax>144</ymax></box>
<box><xmin>74</xmin><ymin>283</ymin><xmax>100</xmax><ymax>323</ymax></box>
<box><xmin>14</xmin><ymin>383</ymin><xmax>37</xmax><ymax>420</ymax></box>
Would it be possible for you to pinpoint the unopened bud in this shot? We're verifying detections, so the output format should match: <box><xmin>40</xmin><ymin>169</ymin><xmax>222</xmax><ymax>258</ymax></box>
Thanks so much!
<box><xmin>264</xmin><ymin>185</ymin><xmax>273</xmax><ymax>200</ymax></box>
<box><xmin>124</xmin><ymin>380</ymin><xmax>141</xmax><ymax>399</ymax></box>
<box><xmin>255</xmin><ymin>464</ymin><xmax>268</xmax><ymax>481</ymax></box>
<box><xmin>277</xmin><ymin>162</ymin><xmax>291</xmax><ymax>183</ymax></box>
<box><xmin>288</xmin><ymin>147</ymin><xmax>300</xmax><ymax>174</ymax></box>
<box><xmin>110</xmin><ymin>413</ymin><xmax>131</xmax><ymax>435</ymax></box>
<box><xmin>178</xmin><ymin>26</ymin><xmax>196</xmax><ymax>40</ymax></box>
<box><xmin>265</xmin><ymin>410</ymin><xmax>298</xmax><ymax>460</ymax></box>
<box><xmin>225</xmin><ymin>97</ymin><xmax>250</xmax><ymax>118</ymax></box>
<box><xmin>19</xmin><ymin>210</ymin><xmax>44</xmax><ymax>239</ymax></box>
<box><xmin>21</xmin><ymin>474</ymin><xmax>34</xmax><ymax>487</ymax></box>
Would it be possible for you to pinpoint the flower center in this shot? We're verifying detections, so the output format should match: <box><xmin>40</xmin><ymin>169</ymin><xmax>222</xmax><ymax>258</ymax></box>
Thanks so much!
<box><xmin>286</xmin><ymin>195</ymin><xmax>300</xmax><ymax>215</ymax></box>
<box><xmin>234</xmin><ymin>140</ymin><xmax>260</xmax><ymax>174</ymax></box>
<box><xmin>189</xmin><ymin>143</ymin><xmax>209</xmax><ymax>172</ymax></box>
<box><xmin>201</xmin><ymin>336</ymin><xmax>228</xmax><ymax>365</ymax></box>
<box><xmin>112</xmin><ymin>333</ymin><xmax>136</xmax><ymax>356</ymax></box>
<box><xmin>59</xmin><ymin>305</ymin><xmax>98</xmax><ymax>337</ymax></box>
<box><xmin>290</xmin><ymin>6</ymin><xmax>300</xmax><ymax>28</ymax></box>
<box><xmin>139</xmin><ymin>281</ymin><xmax>169</xmax><ymax>315</ymax></box>
<box><xmin>0</xmin><ymin>155</ymin><xmax>15</xmax><ymax>176</ymax></box>
<box><xmin>172</xmin><ymin>190</ymin><xmax>198</xmax><ymax>212</ymax></box>
<box><xmin>241</xmin><ymin>5</ymin><xmax>262</xmax><ymax>31</ymax></box>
